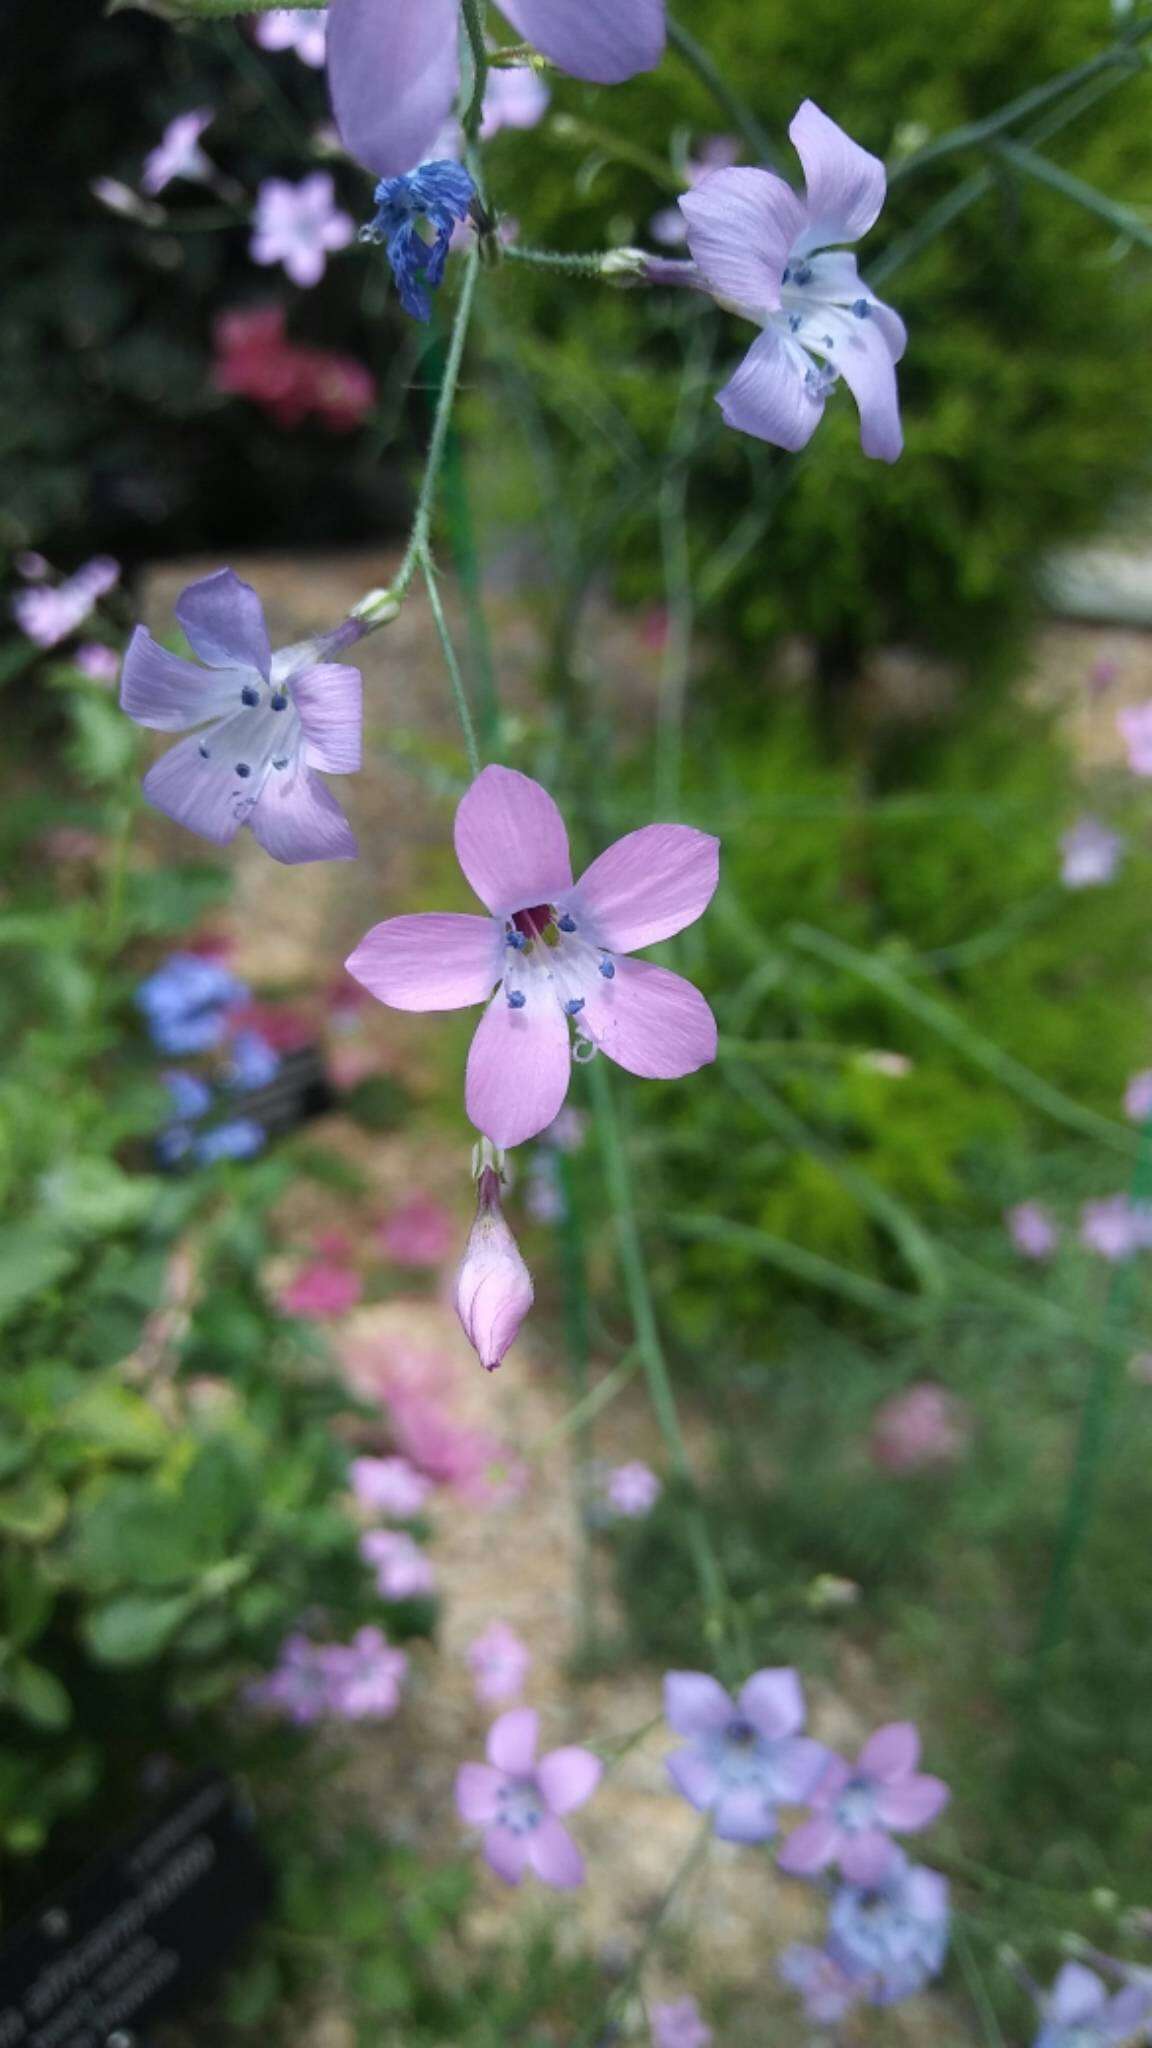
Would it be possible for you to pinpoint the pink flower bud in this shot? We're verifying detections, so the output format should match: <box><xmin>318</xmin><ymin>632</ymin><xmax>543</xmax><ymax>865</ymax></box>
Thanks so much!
<box><xmin>454</xmin><ymin>1165</ymin><xmax>533</xmax><ymax>1373</ymax></box>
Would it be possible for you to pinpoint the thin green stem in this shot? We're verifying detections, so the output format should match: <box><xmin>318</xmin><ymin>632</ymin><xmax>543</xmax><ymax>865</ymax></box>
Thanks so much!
<box><xmin>995</xmin><ymin>137</ymin><xmax>1152</xmax><ymax>249</ymax></box>
<box><xmin>665</xmin><ymin>16</ymin><xmax>779</xmax><ymax>169</ymax></box>
<box><xmin>459</xmin><ymin>0</ymin><xmax>490</xmax><ymax>146</ymax></box>
<box><xmin>588</xmin><ymin>1058</ymin><xmax>735</xmax><ymax>1663</ymax></box>
<box><xmin>418</xmin><ymin>549</ymin><xmax>482</xmax><ymax>778</ymax></box>
<box><xmin>654</xmin><ymin>320</ymin><xmax>714</xmax><ymax>816</ymax></box>
<box><xmin>952</xmin><ymin>1921</ymin><xmax>1008</xmax><ymax>2048</ymax></box>
<box><xmin>575</xmin><ymin>1818</ymin><xmax>712</xmax><ymax>2048</ymax></box>
<box><xmin>550</xmin><ymin>113</ymin><xmax>683</xmax><ymax>189</ymax></box>
<box><xmin>388</xmin><ymin>246</ymin><xmax>482</xmax><ymax>607</ymax></box>
<box><xmin>524</xmin><ymin>1348</ymin><xmax>642</xmax><ymax>1458</ymax></box>
<box><xmin>556</xmin><ymin>1150</ymin><xmax>598</xmax><ymax>1660</ymax></box>
<box><xmin>1033</xmin><ymin>1115</ymin><xmax>1152</xmax><ymax>1669</ymax></box>
<box><xmin>502</xmin><ymin>244</ymin><xmax>631</xmax><ymax>277</ymax></box>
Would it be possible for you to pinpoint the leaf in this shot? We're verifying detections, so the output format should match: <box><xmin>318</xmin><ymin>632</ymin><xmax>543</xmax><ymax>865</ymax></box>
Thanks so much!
<box><xmin>1</xmin><ymin>1554</ymin><xmax>55</xmax><ymax>1647</ymax></box>
<box><xmin>5</xmin><ymin>1660</ymin><xmax>72</xmax><ymax>1731</ymax></box>
<box><xmin>0</xmin><ymin>1224</ymin><xmax>75</xmax><ymax>1330</ymax></box>
<box><xmin>82</xmin><ymin>1591</ymin><xmax>192</xmax><ymax>1665</ymax></box>
<box><xmin>37</xmin><ymin>1158</ymin><xmax>162</xmax><ymax>1239</ymax></box>
<box><xmin>57</xmin><ymin>1384</ymin><xmax>170</xmax><ymax>1463</ymax></box>
<box><xmin>0</xmin><ymin>1472</ymin><xmax>69</xmax><ymax>1542</ymax></box>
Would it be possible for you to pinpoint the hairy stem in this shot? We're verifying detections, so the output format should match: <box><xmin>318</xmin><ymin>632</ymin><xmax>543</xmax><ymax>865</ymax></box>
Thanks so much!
<box><xmin>418</xmin><ymin>549</ymin><xmax>482</xmax><ymax>778</ymax></box>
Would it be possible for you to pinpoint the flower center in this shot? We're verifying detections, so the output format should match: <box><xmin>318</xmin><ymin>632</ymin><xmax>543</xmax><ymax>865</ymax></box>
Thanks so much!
<box><xmin>497</xmin><ymin>1779</ymin><xmax>543</xmax><ymax>1834</ymax></box>
<box><xmin>500</xmin><ymin>902</ymin><xmax>615</xmax><ymax>1021</ymax></box>
<box><xmin>835</xmin><ymin>1780</ymin><xmax>878</xmax><ymax>1831</ymax></box>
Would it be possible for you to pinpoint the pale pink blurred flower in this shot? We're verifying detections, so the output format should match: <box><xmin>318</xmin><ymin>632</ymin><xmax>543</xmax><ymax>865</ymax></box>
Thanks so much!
<box><xmin>279</xmin><ymin>1261</ymin><xmax>364</xmax><ymax>1319</ymax></box>
<box><xmin>467</xmin><ymin>1621</ymin><xmax>532</xmax><ymax>1706</ymax></box>
<box><xmin>328</xmin><ymin>1042</ymin><xmax>380</xmax><ymax>1091</ymax></box>
<box><xmin>480</xmin><ymin>64</ymin><xmax>550</xmax><ymax>138</ymax></box>
<box><xmin>1060</xmin><ymin>815</ymin><xmax>1123</xmax><ymax>888</ymax></box>
<box><xmin>380</xmin><ymin>1196</ymin><xmax>455</xmax><ymax>1268</ymax></box>
<box><xmin>606</xmin><ymin>1461</ymin><xmax>662</xmax><ymax>1517</ymax></box>
<box><xmin>455</xmin><ymin>1708</ymin><xmax>601</xmax><ymax>1888</ymax></box>
<box><xmin>90</xmin><ymin>176</ymin><xmax>165</xmax><ymax>224</ymax></box>
<box><xmin>360</xmin><ymin>1527</ymin><xmax>436</xmax><ymax>1600</ymax></box>
<box><xmin>326</xmin><ymin>1625</ymin><xmax>408</xmax><ymax>1719</ymax></box>
<box><xmin>350</xmin><ymin>1454</ymin><xmax>431</xmax><ymax>1518</ymax></box>
<box><xmin>1125</xmin><ymin>1071</ymin><xmax>1152</xmax><ymax>1123</ymax></box>
<box><xmin>15</xmin><ymin>551</ymin><xmax>50</xmax><ymax>580</ymax></box>
<box><xmin>1006</xmin><ymin>1201</ymin><xmax>1058</xmax><ymax>1261</ymax></box>
<box><xmin>142</xmin><ymin>108</ymin><xmax>215</xmax><ymax>195</ymax></box>
<box><xmin>1118</xmin><ymin>702</ymin><xmax>1152</xmax><ymax>776</ymax></box>
<box><xmin>13</xmin><ymin>556</ymin><xmax>119</xmax><ymax>648</ymax></box>
<box><xmin>1090</xmin><ymin>655</ymin><xmax>1119</xmax><ymax>695</ymax></box>
<box><xmin>254</xmin><ymin>7</ymin><xmax>328</xmax><ymax>66</ymax></box>
<box><xmin>1080</xmin><ymin>1194</ymin><xmax>1152</xmax><ymax>1262</ymax></box>
<box><xmin>388</xmin><ymin>1392</ymin><xmax>526</xmax><ymax>1506</ymax></box>
<box><xmin>251</xmin><ymin>173</ymin><xmax>354</xmax><ymax>288</ymax></box>
<box><xmin>542</xmin><ymin>1107</ymin><xmax>587</xmax><ymax>1152</ymax></box>
<box><xmin>73</xmin><ymin>643</ymin><xmax>121</xmax><ymax>683</ymax></box>
<box><xmin>869</xmin><ymin>1385</ymin><xmax>972</xmax><ymax>1475</ymax></box>
<box><xmin>651</xmin><ymin>1997</ymin><xmax>714</xmax><ymax>2048</ymax></box>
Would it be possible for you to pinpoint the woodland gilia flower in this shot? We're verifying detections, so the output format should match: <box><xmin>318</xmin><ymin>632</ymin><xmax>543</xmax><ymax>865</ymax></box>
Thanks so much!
<box><xmin>455</xmin><ymin>1706</ymin><xmax>601</xmax><ymax>1888</ymax></box>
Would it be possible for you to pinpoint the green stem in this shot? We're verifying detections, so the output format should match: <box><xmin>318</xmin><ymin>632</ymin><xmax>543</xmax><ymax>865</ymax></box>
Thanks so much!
<box><xmin>575</xmin><ymin>1818</ymin><xmax>712</xmax><ymax>2048</ymax></box>
<box><xmin>502</xmin><ymin>244</ymin><xmax>631</xmax><ymax>277</ymax></box>
<box><xmin>654</xmin><ymin>321</ymin><xmax>714</xmax><ymax>816</ymax></box>
<box><xmin>525</xmin><ymin>1348</ymin><xmax>642</xmax><ymax>1458</ymax></box>
<box><xmin>665</xmin><ymin>16</ymin><xmax>779</xmax><ymax>169</ymax></box>
<box><xmin>1032</xmin><ymin>1118</ymin><xmax>1152</xmax><ymax>1669</ymax></box>
<box><xmin>459</xmin><ymin>0</ymin><xmax>490</xmax><ymax>146</ymax></box>
<box><xmin>588</xmin><ymin>1058</ymin><xmax>734</xmax><ymax>1662</ymax></box>
<box><xmin>387</xmin><ymin>246</ymin><xmax>482</xmax><ymax>608</ymax></box>
<box><xmin>995</xmin><ymin>137</ymin><xmax>1152</xmax><ymax>249</ymax></box>
<box><xmin>556</xmin><ymin>1149</ymin><xmax>598</xmax><ymax>1660</ymax></box>
<box><xmin>418</xmin><ymin>549</ymin><xmax>482</xmax><ymax>778</ymax></box>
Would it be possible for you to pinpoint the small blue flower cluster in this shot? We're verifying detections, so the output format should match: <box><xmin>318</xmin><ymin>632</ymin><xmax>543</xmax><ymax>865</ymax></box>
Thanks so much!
<box><xmin>362</xmin><ymin>161</ymin><xmax>477</xmax><ymax>322</ymax></box>
<box><xmin>136</xmin><ymin>952</ymin><xmax>277</xmax><ymax>1168</ymax></box>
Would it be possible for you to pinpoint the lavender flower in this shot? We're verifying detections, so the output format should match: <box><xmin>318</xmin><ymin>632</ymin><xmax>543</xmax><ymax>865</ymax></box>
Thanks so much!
<box><xmin>455</xmin><ymin>1706</ymin><xmax>601</xmax><ymax>1888</ymax></box>
<box><xmin>650</xmin><ymin>136</ymin><xmax>739</xmax><ymax>246</ymax></box>
<box><xmin>777</xmin><ymin>1944</ymin><xmax>862</xmax><ymax>2026</ymax></box>
<box><xmin>827</xmin><ymin>1852</ymin><xmax>950</xmax><ymax>2004</ymax></box>
<box><xmin>779</xmin><ymin>1721</ymin><xmax>949</xmax><ymax>1885</ymax></box>
<box><xmin>251</xmin><ymin>173</ymin><xmax>354</xmax><ymax>288</ymax></box>
<box><xmin>194</xmin><ymin>1117</ymin><xmax>265</xmax><ymax>1164</ymax></box>
<box><xmin>324</xmin><ymin>1625</ymin><xmax>408</xmax><ymax>1719</ymax></box>
<box><xmin>480</xmin><ymin>64</ymin><xmax>551</xmax><ymax>140</ymax></box>
<box><xmin>228</xmin><ymin>1028</ymin><xmax>281</xmax><ymax>1090</ymax></box>
<box><xmin>1118</xmin><ymin>703</ymin><xmax>1152</xmax><ymax>777</ymax></box>
<box><xmin>606</xmin><ymin>1461</ymin><xmax>662</xmax><ymax>1516</ymax></box>
<box><xmin>350</xmin><ymin>1454</ymin><xmax>432</xmax><ymax>1518</ymax></box>
<box><xmin>1032</xmin><ymin>1961</ymin><xmax>1152</xmax><ymax>2048</ymax></box>
<box><xmin>677</xmin><ymin>102</ymin><xmax>905</xmax><ymax>459</ymax></box>
<box><xmin>136</xmin><ymin>953</ymin><xmax>249</xmax><ymax>1055</ymax></box>
<box><xmin>254</xmin><ymin>8</ymin><xmax>328</xmax><ymax>66</ymax></box>
<box><xmin>74</xmin><ymin>643</ymin><xmax>121</xmax><ymax>683</ymax></box>
<box><xmin>467</xmin><ymin>1621</ymin><xmax>532</xmax><ymax>1706</ymax></box>
<box><xmin>121</xmin><ymin>569</ymin><xmax>363</xmax><ymax>864</ymax></box>
<box><xmin>663</xmin><ymin>1667</ymin><xmax>828</xmax><ymax>1843</ymax></box>
<box><xmin>1124</xmin><ymin>1072</ymin><xmax>1152</xmax><ymax>1123</ymax></box>
<box><xmin>650</xmin><ymin>1997</ymin><xmax>714</xmax><ymax>2048</ymax></box>
<box><xmin>13</xmin><ymin>556</ymin><xmax>119</xmax><ymax>649</ymax></box>
<box><xmin>1060</xmin><ymin>816</ymin><xmax>1124</xmax><ymax>888</ymax></box>
<box><xmin>454</xmin><ymin>1161</ymin><xmax>534</xmax><ymax>1373</ymax></box>
<box><xmin>1007</xmin><ymin>1201</ymin><xmax>1059</xmax><ymax>1261</ymax></box>
<box><xmin>360</xmin><ymin>1527</ymin><xmax>436</xmax><ymax>1600</ymax></box>
<box><xmin>361</xmin><ymin>161</ymin><xmax>476</xmax><ymax>322</ymax></box>
<box><xmin>1080</xmin><ymin>1195</ymin><xmax>1152</xmax><ymax>1262</ymax></box>
<box><xmin>142</xmin><ymin>109</ymin><xmax>215</xmax><ymax>196</ymax></box>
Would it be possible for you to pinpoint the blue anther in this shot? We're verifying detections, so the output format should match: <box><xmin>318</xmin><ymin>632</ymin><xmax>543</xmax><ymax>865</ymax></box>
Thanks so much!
<box><xmin>506</xmin><ymin>989</ymin><xmax>527</xmax><ymax>1010</ymax></box>
<box><xmin>788</xmin><ymin>313</ymin><xmax>803</xmax><ymax>333</ymax></box>
<box><xmin>564</xmin><ymin>997</ymin><xmax>585</xmax><ymax>1017</ymax></box>
<box><xmin>198</xmin><ymin>741</ymin><xmax>210</xmax><ymax>759</ymax></box>
<box><xmin>505</xmin><ymin>930</ymin><xmax>527</xmax><ymax>951</ymax></box>
<box><xmin>270</xmin><ymin>691</ymin><xmax>289</xmax><ymax>712</ymax></box>
<box><xmin>782</xmin><ymin>266</ymin><xmax>792</xmax><ymax>284</ymax></box>
<box><xmin>599</xmin><ymin>958</ymin><xmax>616</xmax><ymax>980</ymax></box>
<box><xmin>852</xmin><ymin>298</ymin><xmax>871</xmax><ymax>318</ymax></box>
<box><xmin>792</xmin><ymin>262</ymin><xmax>813</xmax><ymax>286</ymax></box>
<box><xmin>240</xmin><ymin>685</ymin><xmax>260</xmax><ymax>707</ymax></box>
<box><xmin>235</xmin><ymin>762</ymin><xmax>251</xmax><ymax>779</ymax></box>
<box><xmin>557</xmin><ymin>914</ymin><xmax>577</xmax><ymax>933</ymax></box>
<box><xmin>272</xmin><ymin>756</ymin><xmax>289</xmax><ymax>771</ymax></box>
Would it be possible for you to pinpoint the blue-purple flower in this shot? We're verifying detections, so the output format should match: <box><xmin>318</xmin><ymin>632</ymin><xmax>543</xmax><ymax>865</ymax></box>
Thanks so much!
<box><xmin>121</xmin><ymin>570</ymin><xmax>363</xmax><ymax>864</ymax></box>
<box><xmin>455</xmin><ymin>1706</ymin><xmax>602</xmax><ymax>1889</ymax></box>
<box><xmin>327</xmin><ymin>0</ymin><xmax>665</xmax><ymax>180</ymax></box>
<box><xmin>779</xmin><ymin>1720</ymin><xmax>949</xmax><ymax>1885</ymax></box>
<box><xmin>1060</xmin><ymin>815</ymin><xmax>1124</xmax><ymax>889</ymax></box>
<box><xmin>362</xmin><ymin>160</ymin><xmax>477</xmax><ymax>321</ymax></box>
<box><xmin>777</xmin><ymin>1944</ymin><xmax>862</xmax><ymax>2026</ymax></box>
<box><xmin>136</xmin><ymin>953</ymin><xmax>249</xmax><ymax>1055</ymax></box>
<box><xmin>228</xmin><ymin>1028</ymin><xmax>281</xmax><ymax>1090</ymax></box>
<box><xmin>678</xmin><ymin>101</ymin><xmax>906</xmax><ymax>460</ymax></box>
<box><xmin>663</xmin><ymin>1667</ymin><xmax>828</xmax><ymax>1843</ymax></box>
<box><xmin>1032</xmin><ymin>1962</ymin><xmax>1152</xmax><ymax>2048</ymax></box>
<box><xmin>827</xmin><ymin>1851</ymin><xmax>950</xmax><ymax>2005</ymax></box>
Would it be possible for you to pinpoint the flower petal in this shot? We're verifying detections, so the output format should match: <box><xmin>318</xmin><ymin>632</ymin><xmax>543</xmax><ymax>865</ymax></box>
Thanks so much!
<box><xmin>537</xmin><ymin>1746</ymin><xmax>603</xmax><ymax>1816</ymax></box>
<box><xmin>482</xmin><ymin>1823</ymin><xmax>530</xmax><ymax>1885</ymax></box>
<box><xmin>174</xmin><ymin>568</ymin><xmax>271</xmax><ymax>677</ymax></box>
<box><xmin>766</xmin><ymin>1736</ymin><xmax>832</xmax><ymax>1802</ymax></box>
<box><xmin>487</xmin><ymin>1706</ymin><xmax>539</xmax><ymax>1774</ymax></box>
<box><xmin>663</xmin><ymin>1670</ymin><xmax>734</xmax><ymax>1737</ymax></box>
<box><xmin>454</xmin><ymin>765</ymin><xmax>573</xmax><ymax>915</ymax></box>
<box><xmin>466</xmin><ymin>988</ymin><xmax>573</xmax><ymax>1148</ymax></box>
<box><xmin>347</xmin><ymin>914</ymin><xmax>501</xmax><ymax>1013</ymax></box>
<box><xmin>572</xmin><ymin>825</ymin><xmax>719</xmax><ymax>953</ymax></box>
<box><xmin>248</xmin><ymin>766</ymin><xmax>358</xmax><ymax>864</ymax></box>
<box><xmin>680</xmin><ymin>167</ymin><xmax>803</xmax><ymax>318</ymax></box>
<box><xmin>500</xmin><ymin>0</ymin><xmax>664</xmax><ymax>82</ymax></box>
<box><xmin>120</xmin><ymin>627</ymin><xmax>240</xmax><ymax>733</ymax></box>
<box><xmin>873</xmin><ymin>1773</ymin><xmax>949</xmax><ymax>1831</ymax></box>
<box><xmin>142</xmin><ymin>733</ymin><xmax>246</xmax><ymax>846</ymax></box>
<box><xmin>859</xmin><ymin>1722</ymin><xmax>919</xmax><ymax>1782</ymax></box>
<box><xmin>790</xmin><ymin>100</ymin><xmax>886</xmax><ymax>252</ymax></box>
<box><xmin>291</xmin><ymin>663</ymin><xmax>363</xmax><ymax>774</ymax></box>
<box><xmin>327</xmin><ymin>0</ymin><xmax>461</xmax><ymax>179</ymax></box>
<box><xmin>526</xmin><ymin>1815</ymin><xmax>585</xmax><ymax>1888</ymax></box>
<box><xmin>1048</xmin><ymin>1963</ymin><xmax>1108</xmax><ymax>2026</ymax></box>
<box><xmin>839</xmin><ymin>1828</ymin><xmax>901</xmax><ymax>1886</ymax></box>
<box><xmin>716</xmin><ymin>329</ymin><xmax>824</xmax><ymax>453</ymax></box>
<box><xmin>712</xmin><ymin>1786</ymin><xmax>776</xmax><ymax>1844</ymax></box>
<box><xmin>666</xmin><ymin>1746</ymin><xmax>721</xmax><ymax>1811</ymax></box>
<box><xmin>455</xmin><ymin>1762</ymin><xmax>503</xmax><ymax>1825</ymax></box>
<box><xmin>777</xmin><ymin>1814</ymin><xmax>841</xmax><ymax>1876</ymax></box>
<box><xmin>821</xmin><ymin>307</ymin><xmax>904</xmax><ymax>463</ymax></box>
<box><xmin>738</xmin><ymin>1667</ymin><xmax>805</xmax><ymax>1740</ymax></box>
<box><xmin>579</xmin><ymin>956</ymin><xmax>717</xmax><ymax>1080</ymax></box>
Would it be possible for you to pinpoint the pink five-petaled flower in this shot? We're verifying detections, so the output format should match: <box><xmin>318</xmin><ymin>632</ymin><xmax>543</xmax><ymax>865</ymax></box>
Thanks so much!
<box><xmin>1007</xmin><ymin>1200</ymin><xmax>1059</xmax><ymax>1261</ymax></box>
<box><xmin>346</xmin><ymin>765</ymin><xmax>719</xmax><ymax>1149</ymax></box>
<box><xmin>120</xmin><ymin>570</ymin><xmax>363</xmax><ymax>863</ymax></box>
<box><xmin>868</xmin><ymin>1385</ymin><xmax>972</xmax><ymax>1476</ymax></box>
<box><xmin>679</xmin><ymin>101</ymin><xmax>906</xmax><ymax>461</ymax></box>
<box><xmin>778</xmin><ymin>1721</ymin><xmax>949</xmax><ymax>1886</ymax></box>
<box><xmin>251</xmin><ymin>173</ymin><xmax>354</xmax><ymax>288</ymax></box>
<box><xmin>142</xmin><ymin>109</ymin><xmax>215</xmax><ymax>196</ymax></box>
<box><xmin>1118</xmin><ymin>702</ymin><xmax>1152</xmax><ymax>777</ymax></box>
<box><xmin>360</xmin><ymin>1527</ymin><xmax>436</xmax><ymax>1600</ymax></box>
<box><xmin>455</xmin><ymin>1707</ymin><xmax>602</xmax><ymax>1889</ymax></box>
<box><xmin>350</xmin><ymin>1453</ymin><xmax>432</xmax><ymax>1518</ymax></box>
<box><xmin>467</xmin><ymin>1621</ymin><xmax>532</xmax><ymax>1706</ymax></box>
<box><xmin>663</xmin><ymin>1668</ymin><xmax>828</xmax><ymax>1843</ymax></box>
<box><xmin>280</xmin><ymin>1260</ymin><xmax>364</xmax><ymax>1318</ymax></box>
<box><xmin>650</xmin><ymin>1997</ymin><xmax>714</xmax><ymax>2048</ymax></box>
<box><xmin>454</xmin><ymin>1162</ymin><xmax>534</xmax><ymax>1372</ymax></box>
<box><xmin>327</xmin><ymin>0</ymin><xmax>663</xmax><ymax>180</ymax></box>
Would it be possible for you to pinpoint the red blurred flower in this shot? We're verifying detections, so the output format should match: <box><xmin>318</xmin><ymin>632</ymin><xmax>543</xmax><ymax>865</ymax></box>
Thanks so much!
<box><xmin>212</xmin><ymin>304</ymin><xmax>377</xmax><ymax>433</ymax></box>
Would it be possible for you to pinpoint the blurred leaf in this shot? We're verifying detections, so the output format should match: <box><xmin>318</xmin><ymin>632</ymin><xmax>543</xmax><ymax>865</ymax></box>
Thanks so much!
<box><xmin>0</xmin><ymin>1471</ymin><xmax>69</xmax><ymax>1542</ymax></box>
<box><xmin>82</xmin><ymin>1590</ymin><xmax>193</xmax><ymax>1665</ymax></box>
<box><xmin>56</xmin><ymin>1382</ymin><xmax>170</xmax><ymax>1463</ymax></box>
<box><xmin>4</xmin><ymin>1659</ymin><xmax>72</xmax><ymax>1732</ymax></box>
<box><xmin>0</xmin><ymin>1224</ymin><xmax>75</xmax><ymax>1329</ymax></box>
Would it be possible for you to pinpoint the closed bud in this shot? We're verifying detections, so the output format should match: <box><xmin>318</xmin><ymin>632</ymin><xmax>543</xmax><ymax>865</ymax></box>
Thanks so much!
<box><xmin>454</xmin><ymin>1159</ymin><xmax>533</xmax><ymax>1373</ymax></box>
